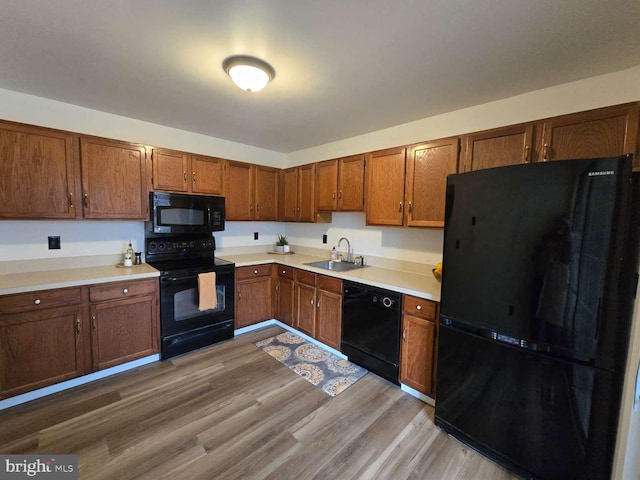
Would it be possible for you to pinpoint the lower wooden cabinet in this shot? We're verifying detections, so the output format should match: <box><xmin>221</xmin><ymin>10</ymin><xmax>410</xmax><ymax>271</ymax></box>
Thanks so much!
<box><xmin>294</xmin><ymin>269</ymin><xmax>317</xmax><ymax>336</ymax></box>
<box><xmin>315</xmin><ymin>275</ymin><xmax>342</xmax><ymax>351</ymax></box>
<box><xmin>276</xmin><ymin>266</ymin><xmax>295</xmax><ymax>327</ymax></box>
<box><xmin>400</xmin><ymin>294</ymin><xmax>438</xmax><ymax>398</ymax></box>
<box><xmin>293</xmin><ymin>269</ymin><xmax>342</xmax><ymax>350</ymax></box>
<box><xmin>235</xmin><ymin>265</ymin><xmax>274</xmax><ymax>329</ymax></box>
<box><xmin>0</xmin><ymin>278</ymin><xmax>159</xmax><ymax>400</ymax></box>
<box><xmin>89</xmin><ymin>279</ymin><xmax>159</xmax><ymax>370</ymax></box>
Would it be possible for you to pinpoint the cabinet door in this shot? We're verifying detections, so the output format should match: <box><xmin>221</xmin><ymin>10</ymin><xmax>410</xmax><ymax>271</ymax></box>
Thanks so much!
<box><xmin>400</xmin><ymin>313</ymin><xmax>436</xmax><ymax>396</ymax></box>
<box><xmin>316</xmin><ymin>159</ymin><xmax>339</xmax><ymax>211</ymax></box>
<box><xmin>365</xmin><ymin>147</ymin><xmax>406</xmax><ymax>226</ymax></box>
<box><xmin>277</xmin><ymin>277</ymin><xmax>295</xmax><ymax>327</ymax></box>
<box><xmin>0</xmin><ymin>307</ymin><xmax>85</xmax><ymax>399</ymax></box>
<box><xmin>405</xmin><ymin>138</ymin><xmax>459</xmax><ymax>228</ymax></box>
<box><xmin>338</xmin><ymin>154</ymin><xmax>365</xmax><ymax>211</ymax></box>
<box><xmin>80</xmin><ymin>137</ymin><xmax>149</xmax><ymax>219</ymax></box>
<box><xmin>461</xmin><ymin>124</ymin><xmax>534</xmax><ymax>172</ymax></box>
<box><xmin>316</xmin><ymin>289</ymin><xmax>342</xmax><ymax>350</ymax></box>
<box><xmin>541</xmin><ymin>103</ymin><xmax>639</xmax><ymax>165</ymax></box>
<box><xmin>235</xmin><ymin>276</ymin><xmax>272</xmax><ymax>328</ymax></box>
<box><xmin>298</xmin><ymin>164</ymin><xmax>316</xmax><ymax>222</ymax></box>
<box><xmin>0</xmin><ymin>121</ymin><xmax>80</xmax><ymax>219</ymax></box>
<box><xmin>255</xmin><ymin>166</ymin><xmax>279</xmax><ymax>220</ymax></box>
<box><xmin>295</xmin><ymin>283</ymin><xmax>316</xmax><ymax>337</ymax></box>
<box><xmin>191</xmin><ymin>155</ymin><xmax>225</xmax><ymax>195</ymax></box>
<box><xmin>225</xmin><ymin>161</ymin><xmax>255</xmax><ymax>220</ymax></box>
<box><xmin>152</xmin><ymin>148</ymin><xmax>189</xmax><ymax>192</ymax></box>
<box><xmin>281</xmin><ymin>168</ymin><xmax>299</xmax><ymax>221</ymax></box>
<box><xmin>91</xmin><ymin>294</ymin><xmax>158</xmax><ymax>371</ymax></box>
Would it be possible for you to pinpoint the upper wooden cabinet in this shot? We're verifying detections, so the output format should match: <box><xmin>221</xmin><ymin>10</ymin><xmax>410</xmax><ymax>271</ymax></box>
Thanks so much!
<box><xmin>316</xmin><ymin>154</ymin><xmax>365</xmax><ymax>212</ymax></box>
<box><xmin>80</xmin><ymin>136</ymin><xmax>150</xmax><ymax>219</ymax></box>
<box><xmin>281</xmin><ymin>164</ymin><xmax>331</xmax><ymax>223</ymax></box>
<box><xmin>405</xmin><ymin>138</ymin><xmax>459</xmax><ymax>228</ymax></box>
<box><xmin>152</xmin><ymin>148</ymin><xmax>225</xmax><ymax>195</ymax></box>
<box><xmin>540</xmin><ymin>103</ymin><xmax>639</xmax><ymax>166</ymax></box>
<box><xmin>225</xmin><ymin>161</ymin><xmax>279</xmax><ymax>221</ymax></box>
<box><xmin>461</xmin><ymin>124</ymin><xmax>535</xmax><ymax>172</ymax></box>
<box><xmin>365</xmin><ymin>147</ymin><xmax>407</xmax><ymax>226</ymax></box>
<box><xmin>255</xmin><ymin>165</ymin><xmax>279</xmax><ymax>221</ymax></box>
<box><xmin>0</xmin><ymin>121</ymin><xmax>81</xmax><ymax>219</ymax></box>
<box><xmin>461</xmin><ymin>103</ymin><xmax>640</xmax><ymax>172</ymax></box>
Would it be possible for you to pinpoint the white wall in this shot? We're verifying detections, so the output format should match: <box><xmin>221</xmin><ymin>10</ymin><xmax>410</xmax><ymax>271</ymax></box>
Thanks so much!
<box><xmin>0</xmin><ymin>88</ymin><xmax>286</xmax><ymax>167</ymax></box>
<box><xmin>285</xmin><ymin>213</ymin><xmax>444</xmax><ymax>265</ymax></box>
<box><xmin>286</xmin><ymin>65</ymin><xmax>640</xmax><ymax>165</ymax></box>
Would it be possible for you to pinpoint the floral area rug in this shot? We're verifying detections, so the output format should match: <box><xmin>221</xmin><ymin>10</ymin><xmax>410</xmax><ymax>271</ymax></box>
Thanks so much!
<box><xmin>256</xmin><ymin>332</ymin><xmax>367</xmax><ymax>396</ymax></box>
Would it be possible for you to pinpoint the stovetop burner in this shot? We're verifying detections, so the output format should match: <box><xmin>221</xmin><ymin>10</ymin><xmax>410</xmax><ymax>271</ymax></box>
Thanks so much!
<box><xmin>145</xmin><ymin>235</ymin><xmax>233</xmax><ymax>273</ymax></box>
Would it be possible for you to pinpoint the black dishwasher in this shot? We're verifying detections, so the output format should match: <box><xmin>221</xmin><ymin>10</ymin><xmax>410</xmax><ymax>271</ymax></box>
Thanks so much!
<box><xmin>341</xmin><ymin>280</ymin><xmax>402</xmax><ymax>384</ymax></box>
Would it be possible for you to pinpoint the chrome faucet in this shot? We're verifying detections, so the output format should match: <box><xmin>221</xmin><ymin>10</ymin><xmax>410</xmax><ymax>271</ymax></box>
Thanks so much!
<box><xmin>337</xmin><ymin>237</ymin><xmax>352</xmax><ymax>263</ymax></box>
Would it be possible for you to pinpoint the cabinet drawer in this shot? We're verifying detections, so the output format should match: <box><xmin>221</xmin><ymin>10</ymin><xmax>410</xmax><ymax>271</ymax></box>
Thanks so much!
<box><xmin>236</xmin><ymin>264</ymin><xmax>273</xmax><ymax>280</ymax></box>
<box><xmin>0</xmin><ymin>287</ymin><xmax>81</xmax><ymax>314</ymax></box>
<box><xmin>89</xmin><ymin>278</ymin><xmax>157</xmax><ymax>303</ymax></box>
<box><xmin>403</xmin><ymin>295</ymin><xmax>437</xmax><ymax>320</ymax></box>
<box><xmin>317</xmin><ymin>274</ymin><xmax>341</xmax><ymax>294</ymax></box>
<box><xmin>277</xmin><ymin>265</ymin><xmax>295</xmax><ymax>280</ymax></box>
<box><xmin>295</xmin><ymin>269</ymin><xmax>316</xmax><ymax>286</ymax></box>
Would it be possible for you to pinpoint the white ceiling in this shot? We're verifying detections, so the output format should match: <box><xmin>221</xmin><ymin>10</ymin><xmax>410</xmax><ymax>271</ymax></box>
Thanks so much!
<box><xmin>0</xmin><ymin>0</ymin><xmax>639</xmax><ymax>153</ymax></box>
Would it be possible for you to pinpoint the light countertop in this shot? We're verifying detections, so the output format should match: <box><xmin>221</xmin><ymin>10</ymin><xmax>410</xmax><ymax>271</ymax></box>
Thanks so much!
<box><xmin>0</xmin><ymin>263</ymin><xmax>159</xmax><ymax>296</ymax></box>
<box><xmin>219</xmin><ymin>252</ymin><xmax>441</xmax><ymax>301</ymax></box>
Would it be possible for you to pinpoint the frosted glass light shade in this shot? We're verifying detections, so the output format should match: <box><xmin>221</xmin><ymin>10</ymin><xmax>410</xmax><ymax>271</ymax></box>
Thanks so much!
<box><xmin>222</xmin><ymin>56</ymin><xmax>275</xmax><ymax>92</ymax></box>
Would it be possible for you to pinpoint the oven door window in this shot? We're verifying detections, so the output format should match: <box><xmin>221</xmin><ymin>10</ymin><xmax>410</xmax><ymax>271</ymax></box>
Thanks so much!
<box><xmin>158</xmin><ymin>206</ymin><xmax>206</xmax><ymax>226</ymax></box>
<box><xmin>174</xmin><ymin>285</ymin><xmax>225</xmax><ymax>321</ymax></box>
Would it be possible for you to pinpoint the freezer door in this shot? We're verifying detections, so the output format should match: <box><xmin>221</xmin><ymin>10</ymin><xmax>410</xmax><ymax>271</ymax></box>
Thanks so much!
<box><xmin>435</xmin><ymin>325</ymin><xmax>622</xmax><ymax>480</ymax></box>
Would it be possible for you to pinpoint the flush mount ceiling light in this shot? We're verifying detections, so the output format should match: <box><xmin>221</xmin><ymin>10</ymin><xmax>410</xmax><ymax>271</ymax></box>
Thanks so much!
<box><xmin>222</xmin><ymin>55</ymin><xmax>276</xmax><ymax>92</ymax></box>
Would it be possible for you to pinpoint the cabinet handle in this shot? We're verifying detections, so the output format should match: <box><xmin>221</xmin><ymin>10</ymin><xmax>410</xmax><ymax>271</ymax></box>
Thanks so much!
<box><xmin>417</xmin><ymin>305</ymin><xmax>422</xmax><ymax>311</ymax></box>
<box><xmin>523</xmin><ymin>145</ymin><xmax>530</xmax><ymax>163</ymax></box>
<box><xmin>123</xmin><ymin>288</ymin><xmax>129</xmax><ymax>294</ymax></box>
<box><xmin>75</xmin><ymin>318</ymin><xmax>81</xmax><ymax>334</ymax></box>
<box><xmin>183</xmin><ymin>171</ymin><xmax>187</xmax><ymax>181</ymax></box>
<box><xmin>332</xmin><ymin>192</ymin><xmax>336</xmax><ymax>199</ymax></box>
<box><xmin>542</xmin><ymin>143</ymin><xmax>550</xmax><ymax>162</ymax></box>
<box><xmin>408</xmin><ymin>202</ymin><xmax>413</xmax><ymax>214</ymax></box>
<box><xmin>317</xmin><ymin>300</ymin><xmax>321</xmax><ymax>308</ymax></box>
<box><xmin>238</xmin><ymin>292</ymin><xmax>241</xmax><ymax>300</ymax></box>
<box><xmin>339</xmin><ymin>191</ymin><xmax>343</xmax><ymax>199</ymax></box>
<box><xmin>275</xmin><ymin>284</ymin><xmax>279</xmax><ymax>293</ymax></box>
<box><xmin>83</xmin><ymin>193</ymin><xmax>89</xmax><ymax>208</ymax></box>
<box><xmin>91</xmin><ymin>315</ymin><xmax>96</xmax><ymax>330</ymax></box>
<box><xmin>297</xmin><ymin>206</ymin><xmax>300</xmax><ymax>212</ymax></box>
<box><xmin>68</xmin><ymin>192</ymin><xmax>74</xmax><ymax>208</ymax></box>
<box><xmin>398</xmin><ymin>202</ymin><xmax>403</xmax><ymax>213</ymax></box>
<box><xmin>192</xmin><ymin>172</ymin><xmax>196</xmax><ymax>184</ymax></box>
<box><xmin>402</xmin><ymin>327</ymin><xmax>407</xmax><ymax>342</ymax></box>
<box><xmin>256</xmin><ymin>204</ymin><xmax>260</xmax><ymax>212</ymax></box>
<box><xmin>310</xmin><ymin>297</ymin><xmax>314</xmax><ymax>306</ymax></box>
<box><xmin>34</xmin><ymin>299</ymin><xmax>41</xmax><ymax>305</ymax></box>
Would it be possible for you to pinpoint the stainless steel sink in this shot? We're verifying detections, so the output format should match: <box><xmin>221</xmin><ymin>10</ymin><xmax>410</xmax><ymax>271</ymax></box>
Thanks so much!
<box><xmin>304</xmin><ymin>260</ymin><xmax>369</xmax><ymax>272</ymax></box>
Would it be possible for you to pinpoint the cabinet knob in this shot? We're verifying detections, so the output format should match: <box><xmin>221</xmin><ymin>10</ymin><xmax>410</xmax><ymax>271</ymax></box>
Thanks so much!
<box><xmin>254</xmin><ymin>270</ymin><xmax>258</xmax><ymax>274</ymax></box>
<box><xmin>417</xmin><ymin>305</ymin><xmax>422</xmax><ymax>311</ymax></box>
<box><xmin>34</xmin><ymin>299</ymin><xmax>41</xmax><ymax>305</ymax></box>
<box><xmin>123</xmin><ymin>288</ymin><xmax>129</xmax><ymax>294</ymax></box>
<box><xmin>282</xmin><ymin>270</ymin><xmax>286</xmax><ymax>274</ymax></box>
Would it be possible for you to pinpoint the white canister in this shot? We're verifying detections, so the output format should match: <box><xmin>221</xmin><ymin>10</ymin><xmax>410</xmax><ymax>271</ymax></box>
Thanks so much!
<box><xmin>123</xmin><ymin>252</ymin><xmax>133</xmax><ymax>267</ymax></box>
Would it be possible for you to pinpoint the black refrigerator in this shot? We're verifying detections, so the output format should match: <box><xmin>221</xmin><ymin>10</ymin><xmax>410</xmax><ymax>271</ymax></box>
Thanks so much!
<box><xmin>435</xmin><ymin>155</ymin><xmax>640</xmax><ymax>480</ymax></box>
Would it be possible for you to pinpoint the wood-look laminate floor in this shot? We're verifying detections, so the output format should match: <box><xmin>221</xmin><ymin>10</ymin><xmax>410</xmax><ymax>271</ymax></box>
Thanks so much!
<box><xmin>0</xmin><ymin>326</ymin><xmax>518</xmax><ymax>479</ymax></box>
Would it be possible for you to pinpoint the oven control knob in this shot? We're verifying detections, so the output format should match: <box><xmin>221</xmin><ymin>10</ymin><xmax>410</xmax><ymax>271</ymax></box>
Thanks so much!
<box><xmin>148</xmin><ymin>242</ymin><xmax>157</xmax><ymax>252</ymax></box>
<box><xmin>157</xmin><ymin>242</ymin><xmax>166</xmax><ymax>251</ymax></box>
<box><xmin>382</xmin><ymin>297</ymin><xmax>394</xmax><ymax>308</ymax></box>
<box><xmin>201</xmin><ymin>241</ymin><xmax>207</xmax><ymax>248</ymax></box>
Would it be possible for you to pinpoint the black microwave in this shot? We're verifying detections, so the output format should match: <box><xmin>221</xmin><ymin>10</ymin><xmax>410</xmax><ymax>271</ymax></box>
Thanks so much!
<box><xmin>146</xmin><ymin>192</ymin><xmax>225</xmax><ymax>236</ymax></box>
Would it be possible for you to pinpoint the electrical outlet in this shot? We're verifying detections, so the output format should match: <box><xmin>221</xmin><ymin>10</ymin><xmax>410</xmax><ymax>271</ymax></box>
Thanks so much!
<box><xmin>254</xmin><ymin>232</ymin><xmax>259</xmax><ymax>240</ymax></box>
<box><xmin>322</xmin><ymin>234</ymin><xmax>327</xmax><ymax>244</ymax></box>
<box><xmin>48</xmin><ymin>236</ymin><xmax>61</xmax><ymax>249</ymax></box>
